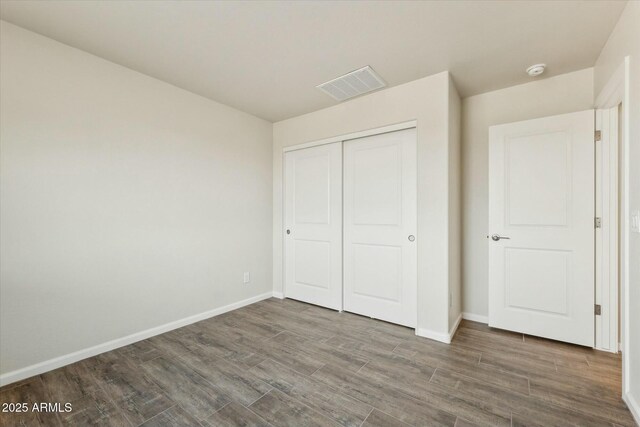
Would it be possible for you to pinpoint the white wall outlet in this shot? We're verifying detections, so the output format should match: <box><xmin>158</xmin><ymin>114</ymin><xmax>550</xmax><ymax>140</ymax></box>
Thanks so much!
<box><xmin>631</xmin><ymin>210</ymin><xmax>640</xmax><ymax>234</ymax></box>
<box><xmin>243</xmin><ymin>272</ymin><xmax>251</xmax><ymax>284</ymax></box>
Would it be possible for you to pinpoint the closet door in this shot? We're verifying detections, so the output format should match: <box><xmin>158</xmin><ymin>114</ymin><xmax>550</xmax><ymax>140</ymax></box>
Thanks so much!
<box><xmin>343</xmin><ymin>128</ymin><xmax>417</xmax><ymax>327</ymax></box>
<box><xmin>284</xmin><ymin>143</ymin><xmax>342</xmax><ymax>310</ymax></box>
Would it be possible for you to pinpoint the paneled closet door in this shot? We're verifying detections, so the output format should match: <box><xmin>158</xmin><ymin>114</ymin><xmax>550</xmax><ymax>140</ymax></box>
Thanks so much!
<box><xmin>284</xmin><ymin>143</ymin><xmax>342</xmax><ymax>310</ymax></box>
<box><xmin>343</xmin><ymin>128</ymin><xmax>417</xmax><ymax>327</ymax></box>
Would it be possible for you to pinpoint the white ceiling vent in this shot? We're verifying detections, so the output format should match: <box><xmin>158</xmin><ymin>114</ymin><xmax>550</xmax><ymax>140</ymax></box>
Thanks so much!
<box><xmin>317</xmin><ymin>66</ymin><xmax>386</xmax><ymax>102</ymax></box>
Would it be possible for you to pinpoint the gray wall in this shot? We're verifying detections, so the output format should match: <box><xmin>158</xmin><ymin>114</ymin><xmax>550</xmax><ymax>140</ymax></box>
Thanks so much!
<box><xmin>0</xmin><ymin>22</ymin><xmax>273</xmax><ymax>376</ymax></box>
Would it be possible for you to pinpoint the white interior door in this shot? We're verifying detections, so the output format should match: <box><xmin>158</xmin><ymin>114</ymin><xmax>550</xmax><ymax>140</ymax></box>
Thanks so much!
<box><xmin>284</xmin><ymin>143</ymin><xmax>342</xmax><ymax>310</ymax></box>
<box><xmin>343</xmin><ymin>128</ymin><xmax>417</xmax><ymax>327</ymax></box>
<box><xmin>488</xmin><ymin>110</ymin><xmax>595</xmax><ymax>347</ymax></box>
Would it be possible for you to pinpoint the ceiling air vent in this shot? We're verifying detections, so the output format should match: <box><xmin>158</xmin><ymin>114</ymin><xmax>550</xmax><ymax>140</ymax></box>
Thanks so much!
<box><xmin>316</xmin><ymin>66</ymin><xmax>386</xmax><ymax>102</ymax></box>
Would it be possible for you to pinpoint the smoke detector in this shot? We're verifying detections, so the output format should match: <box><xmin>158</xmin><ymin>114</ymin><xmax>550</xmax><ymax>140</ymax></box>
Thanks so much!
<box><xmin>526</xmin><ymin>64</ymin><xmax>546</xmax><ymax>77</ymax></box>
<box><xmin>317</xmin><ymin>66</ymin><xmax>386</xmax><ymax>102</ymax></box>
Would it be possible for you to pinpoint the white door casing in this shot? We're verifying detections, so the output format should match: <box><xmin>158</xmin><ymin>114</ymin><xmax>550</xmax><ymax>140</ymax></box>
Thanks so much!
<box><xmin>488</xmin><ymin>110</ymin><xmax>595</xmax><ymax>347</ymax></box>
<box><xmin>284</xmin><ymin>143</ymin><xmax>342</xmax><ymax>310</ymax></box>
<box><xmin>343</xmin><ymin>128</ymin><xmax>417</xmax><ymax>327</ymax></box>
<box><xmin>595</xmin><ymin>106</ymin><xmax>619</xmax><ymax>352</ymax></box>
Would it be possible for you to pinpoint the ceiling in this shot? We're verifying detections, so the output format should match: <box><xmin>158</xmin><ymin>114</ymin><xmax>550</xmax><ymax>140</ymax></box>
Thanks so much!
<box><xmin>0</xmin><ymin>1</ymin><xmax>626</xmax><ymax>122</ymax></box>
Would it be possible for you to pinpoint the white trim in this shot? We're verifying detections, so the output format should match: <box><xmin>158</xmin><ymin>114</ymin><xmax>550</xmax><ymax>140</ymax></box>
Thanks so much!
<box><xmin>282</xmin><ymin>120</ymin><xmax>417</xmax><ymax>152</ymax></box>
<box><xmin>272</xmin><ymin>291</ymin><xmax>284</xmax><ymax>299</ymax></box>
<box><xmin>595</xmin><ymin>56</ymin><xmax>630</xmax><ymax>396</ymax></box>
<box><xmin>595</xmin><ymin>61</ymin><xmax>625</xmax><ymax>108</ymax></box>
<box><xmin>281</xmin><ymin>149</ymin><xmax>287</xmax><ymax>299</ymax></box>
<box><xmin>462</xmin><ymin>312</ymin><xmax>489</xmax><ymax>324</ymax></box>
<box><xmin>416</xmin><ymin>314</ymin><xmax>462</xmax><ymax>344</ymax></box>
<box><xmin>416</xmin><ymin>328</ymin><xmax>451</xmax><ymax>344</ymax></box>
<box><xmin>449</xmin><ymin>313</ymin><xmax>463</xmax><ymax>339</ymax></box>
<box><xmin>622</xmin><ymin>57</ymin><xmax>630</xmax><ymax>396</ymax></box>
<box><xmin>595</xmin><ymin>107</ymin><xmax>620</xmax><ymax>353</ymax></box>
<box><xmin>623</xmin><ymin>393</ymin><xmax>640</xmax><ymax>426</ymax></box>
<box><xmin>621</xmin><ymin>56</ymin><xmax>631</xmax><ymax>398</ymax></box>
<box><xmin>0</xmin><ymin>291</ymin><xmax>274</xmax><ymax>387</ymax></box>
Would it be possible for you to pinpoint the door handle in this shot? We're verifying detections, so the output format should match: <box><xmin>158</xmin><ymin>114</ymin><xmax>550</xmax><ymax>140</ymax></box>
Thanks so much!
<box><xmin>490</xmin><ymin>234</ymin><xmax>510</xmax><ymax>241</ymax></box>
<box><xmin>286</xmin><ymin>229</ymin><xmax>291</xmax><ymax>235</ymax></box>
<box><xmin>408</xmin><ymin>235</ymin><xmax>415</xmax><ymax>242</ymax></box>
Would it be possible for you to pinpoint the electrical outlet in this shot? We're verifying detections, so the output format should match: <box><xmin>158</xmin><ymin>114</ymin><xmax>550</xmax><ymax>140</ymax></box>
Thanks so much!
<box><xmin>243</xmin><ymin>272</ymin><xmax>250</xmax><ymax>284</ymax></box>
<box><xmin>632</xmin><ymin>211</ymin><xmax>640</xmax><ymax>234</ymax></box>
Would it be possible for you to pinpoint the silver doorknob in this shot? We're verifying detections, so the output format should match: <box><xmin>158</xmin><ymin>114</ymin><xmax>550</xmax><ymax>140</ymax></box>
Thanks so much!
<box><xmin>408</xmin><ymin>235</ymin><xmax>415</xmax><ymax>242</ymax></box>
<box><xmin>491</xmin><ymin>234</ymin><xmax>510</xmax><ymax>241</ymax></box>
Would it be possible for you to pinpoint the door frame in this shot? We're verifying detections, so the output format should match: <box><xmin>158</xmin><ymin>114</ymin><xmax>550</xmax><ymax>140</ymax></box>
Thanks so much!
<box><xmin>595</xmin><ymin>57</ymin><xmax>630</xmax><ymax>396</ymax></box>
<box><xmin>281</xmin><ymin>120</ymin><xmax>417</xmax><ymax>320</ymax></box>
<box><xmin>595</xmin><ymin>107</ymin><xmax>619</xmax><ymax>353</ymax></box>
<box><xmin>282</xmin><ymin>120</ymin><xmax>417</xmax><ymax>154</ymax></box>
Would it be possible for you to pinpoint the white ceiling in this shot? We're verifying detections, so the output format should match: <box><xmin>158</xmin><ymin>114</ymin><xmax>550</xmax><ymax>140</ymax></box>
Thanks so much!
<box><xmin>0</xmin><ymin>1</ymin><xmax>626</xmax><ymax>122</ymax></box>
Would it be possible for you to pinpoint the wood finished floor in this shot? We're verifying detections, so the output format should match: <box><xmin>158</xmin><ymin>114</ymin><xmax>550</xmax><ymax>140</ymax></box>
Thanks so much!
<box><xmin>0</xmin><ymin>297</ymin><xmax>635</xmax><ymax>427</ymax></box>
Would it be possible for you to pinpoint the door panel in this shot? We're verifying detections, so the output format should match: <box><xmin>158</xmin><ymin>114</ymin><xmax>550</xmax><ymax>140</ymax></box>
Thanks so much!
<box><xmin>352</xmin><ymin>243</ymin><xmax>402</xmax><ymax>301</ymax></box>
<box><xmin>505</xmin><ymin>248</ymin><xmax>569</xmax><ymax>314</ymax></box>
<box><xmin>284</xmin><ymin>143</ymin><xmax>342</xmax><ymax>310</ymax></box>
<box><xmin>489</xmin><ymin>110</ymin><xmax>594</xmax><ymax>346</ymax></box>
<box><xmin>506</xmin><ymin>131</ymin><xmax>570</xmax><ymax>226</ymax></box>
<box><xmin>343</xmin><ymin>128</ymin><xmax>417</xmax><ymax>327</ymax></box>
<box><xmin>294</xmin><ymin>240</ymin><xmax>330</xmax><ymax>289</ymax></box>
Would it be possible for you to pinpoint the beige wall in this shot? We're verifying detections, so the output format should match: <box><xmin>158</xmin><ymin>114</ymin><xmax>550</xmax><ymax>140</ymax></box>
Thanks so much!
<box><xmin>273</xmin><ymin>72</ymin><xmax>461</xmax><ymax>336</ymax></box>
<box><xmin>461</xmin><ymin>68</ymin><xmax>594</xmax><ymax>318</ymax></box>
<box><xmin>593</xmin><ymin>1</ymin><xmax>640</xmax><ymax>419</ymax></box>
<box><xmin>0</xmin><ymin>22</ymin><xmax>273</xmax><ymax>377</ymax></box>
<box><xmin>448</xmin><ymin>78</ymin><xmax>462</xmax><ymax>330</ymax></box>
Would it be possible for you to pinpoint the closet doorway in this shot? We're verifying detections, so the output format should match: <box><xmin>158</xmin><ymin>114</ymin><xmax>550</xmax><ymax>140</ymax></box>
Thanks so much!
<box><xmin>283</xmin><ymin>126</ymin><xmax>417</xmax><ymax>327</ymax></box>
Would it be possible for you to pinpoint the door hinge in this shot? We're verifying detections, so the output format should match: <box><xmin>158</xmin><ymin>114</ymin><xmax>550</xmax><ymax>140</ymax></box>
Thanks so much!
<box><xmin>595</xmin><ymin>130</ymin><xmax>601</xmax><ymax>142</ymax></box>
<box><xmin>595</xmin><ymin>304</ymin><xmax>602</xmax><ymax>315</ymax></box>
<box><xmin>595</xmin><ymin>217</ymin><xmax>602</xmax><ymax>228</ymax></box>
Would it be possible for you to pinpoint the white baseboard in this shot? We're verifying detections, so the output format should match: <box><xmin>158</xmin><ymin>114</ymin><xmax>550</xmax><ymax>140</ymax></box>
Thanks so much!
<box><xmin>462</xmin><ymin>312</ymin><xmax>488</xmax><ymax>324</ymax></box>
<box><xmin>624</xmin><ymin>392</ymin><xmax>640</xmax><ymax>426</ymax></box>
<box><xmin>416</xmin><ymin>328</ymin><xmax>451</xmax><ymax>343</ymax></box>
<box><xmin>595</xmin><ymin>344</ymin><xmax>620</xmax><ymax>354</ymax></box>
<box><xmin>272</xmin><ymin>291</ymin><xmax>284</xmax><ymax>299</ymax></box>
<box><xmin>0</xmin><ymin>291</ymin><xmax>274</xmax><ymax>387</ymax></box>
<box><xmin>416</xmin><ymin>314</ymin><xmax>462</xmax><ymax>344</ymax></box>
<box><xmin>448</xmin><ymin>313</ymin><xmax>463</xmax><ymax>341</ymax></box>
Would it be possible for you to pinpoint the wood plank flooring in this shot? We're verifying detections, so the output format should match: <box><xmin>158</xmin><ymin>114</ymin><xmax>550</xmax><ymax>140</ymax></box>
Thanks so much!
<box><xmin>0</xmin><ymin>298</ymin><xmax>635</xmax><ymax>426</ymax></box>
